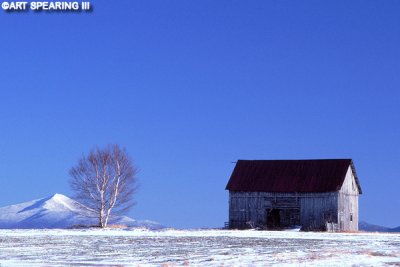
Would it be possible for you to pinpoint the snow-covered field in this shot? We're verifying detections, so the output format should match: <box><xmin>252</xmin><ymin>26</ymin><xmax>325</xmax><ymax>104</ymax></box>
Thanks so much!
<box><xmin>0</xmin><ymin>229</ymin><xmax>399</xmax><ymax>266</ymax></box>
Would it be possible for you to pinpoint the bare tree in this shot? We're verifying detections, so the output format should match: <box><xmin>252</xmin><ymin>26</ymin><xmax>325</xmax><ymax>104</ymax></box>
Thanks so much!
<box><xmin>69</xmin><ymin>144</ymin><xmax>137</xmax><ymax>228</ymax></box>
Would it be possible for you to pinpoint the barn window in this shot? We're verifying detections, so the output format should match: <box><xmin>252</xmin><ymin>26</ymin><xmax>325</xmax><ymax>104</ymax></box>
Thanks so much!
<box><xmin>350</xmin><ymin>214</ymin><xmax>353</xmax><ymax>222</ymax></box>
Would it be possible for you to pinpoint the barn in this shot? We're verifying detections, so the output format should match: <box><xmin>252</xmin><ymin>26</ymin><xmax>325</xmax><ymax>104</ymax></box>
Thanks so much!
<box><xmin>225</xmin><ymin>159</ymin><xmax>362</xmax><ymax>231</ymax></box>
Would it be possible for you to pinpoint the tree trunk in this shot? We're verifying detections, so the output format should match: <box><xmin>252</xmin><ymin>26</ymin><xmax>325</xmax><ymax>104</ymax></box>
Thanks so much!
<box><xmin>104</xmin><ymin>209</ymin><xmax>111</xmax><ymax>228</ymax></box>
<box><xmin>99</xmin><ymin>205</ymin><xmax>105</xmax><ymax>228</ymax></box>
<box><xmin>99</xmin><ymin>190</ymin><xmax>106</xmax><ymax>228</ymax></box>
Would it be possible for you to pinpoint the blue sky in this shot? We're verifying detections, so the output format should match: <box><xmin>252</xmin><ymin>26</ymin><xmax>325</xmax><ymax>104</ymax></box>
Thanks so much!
<box><xmin>0</xmin><ymin>0</ymin><xmax>399</xmax><ymax>228</ymax></box>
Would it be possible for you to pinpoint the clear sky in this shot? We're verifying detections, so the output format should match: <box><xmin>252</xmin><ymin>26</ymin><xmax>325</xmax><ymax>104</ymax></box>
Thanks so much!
<box><xmin>0</xmin><ymin>0</ymin><xmax>399</xmax><ymax>228</ymax></box>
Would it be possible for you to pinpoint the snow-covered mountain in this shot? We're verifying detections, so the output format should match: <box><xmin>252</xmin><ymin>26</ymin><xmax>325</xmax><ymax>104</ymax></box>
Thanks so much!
<box><xmin>0</xmin><ymin>194</ymin><xmax>163</xmax><ymax>229</ymax></box>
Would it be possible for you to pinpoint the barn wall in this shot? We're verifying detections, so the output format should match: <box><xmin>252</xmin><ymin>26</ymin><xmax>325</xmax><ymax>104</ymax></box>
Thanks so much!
<box><xmin>299</xmin><ymin>192</ymin><xmax>338</xmax><ymax>231</ymax></box>
<box><xmin>229</xmin><ymin>192</ymin><xmax>341</xmax><ymax>231</ymax></box>
<box><xmin>229</xmin><ymin>192</ymin><xmax>264</xmax><ymax>229</ymax></box>
<box><xmin>229</xmin><ymin>182</ymin><xmax>359</xmax><ymax>232</ymax></box>
<box><xmin>229</xmin><ymin>192</ymin><xmax>301</xmax><ymax>229</ymax></box>
<box><xmin>338</xmin><ymin>167</ymin><xmax>359</xmax><ymax>231</ymax></box>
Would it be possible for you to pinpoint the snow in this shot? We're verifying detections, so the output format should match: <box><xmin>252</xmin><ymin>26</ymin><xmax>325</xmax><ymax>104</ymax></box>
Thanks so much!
<box><xmin>1</xmin><ymin>196</ymin><xmax>398</xmax><ymax>265</ymax></box>
<box><xmin>0</xmin><ymin>229</ymin><xmax>399</xmax><ymax>266</ymax></box>
<box><xmin>0</xmin><ymin>194</ymin><xmax>163</xmax><ymax>229</ymax></box>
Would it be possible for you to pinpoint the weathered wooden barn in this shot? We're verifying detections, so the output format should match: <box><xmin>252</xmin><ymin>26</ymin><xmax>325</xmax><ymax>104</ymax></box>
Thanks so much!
<box><xmin>226</xmin><ymin>159</ymin><xmax>362</xmax><ymax>231</ymax></box>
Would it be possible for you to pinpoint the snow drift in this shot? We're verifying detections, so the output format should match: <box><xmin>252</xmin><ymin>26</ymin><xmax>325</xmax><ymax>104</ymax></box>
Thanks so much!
<box><xmin>0</xmin><ymin>193</ymin><xmax>163</xmax><ymax>229</ymax></box>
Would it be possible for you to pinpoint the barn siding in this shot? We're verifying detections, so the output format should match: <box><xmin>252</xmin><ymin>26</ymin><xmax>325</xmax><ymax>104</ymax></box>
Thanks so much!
<box><xmin>338</xmin><ymin>167</ymin><xmax>359</xmax><ymax>231</ymax></box>
<box><xmin>229</xmin><ymin>192</ymin><xmax>302</xmax><ymax>229</ymax></box>
<box><xmin>300</xmin><ymin>193</ymin><xmax>338</xmax><ymax>231</ymax></box>
<box><xmin>229</xmin><ymin>192</ymin><xmax>344</xmax><ymax>231</ymax></box>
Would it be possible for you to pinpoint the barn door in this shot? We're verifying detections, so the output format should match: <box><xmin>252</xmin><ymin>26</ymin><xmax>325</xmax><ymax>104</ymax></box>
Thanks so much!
<box><xmin>266</xmin><ymin>209</ymin><xmax>281</xmax><ymax>229</ymax></box>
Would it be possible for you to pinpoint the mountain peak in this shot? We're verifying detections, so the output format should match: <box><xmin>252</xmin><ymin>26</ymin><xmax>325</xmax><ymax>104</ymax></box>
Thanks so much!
<box><xmin>48</xmin><ymin>193</ymin><xmax>70</xmax><ymax>202</ymax></box>
<box><xmin>51</xmin><ymin>193</ymin><xmax>64</xmax><ymax>198</ymax></box>
<box><xmin>43</xmin><ymin>193</ymin><xmax>77</xmax><ymax>211</ymax></box>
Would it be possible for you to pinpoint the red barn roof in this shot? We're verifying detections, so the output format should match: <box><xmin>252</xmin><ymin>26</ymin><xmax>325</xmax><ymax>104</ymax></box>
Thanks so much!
<box><xmin>226</xmin><ymin>159</ymin><xmax>362</xmax><ymax>193</ymax></box>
